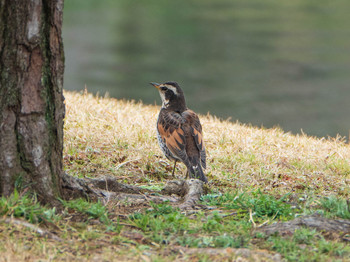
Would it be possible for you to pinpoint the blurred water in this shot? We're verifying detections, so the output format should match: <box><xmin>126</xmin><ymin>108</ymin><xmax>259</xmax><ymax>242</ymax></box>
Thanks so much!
<box><xmin>63</xmin><ymin>0</ymin><xmax>350</xmax><ymax>138</ymax></box>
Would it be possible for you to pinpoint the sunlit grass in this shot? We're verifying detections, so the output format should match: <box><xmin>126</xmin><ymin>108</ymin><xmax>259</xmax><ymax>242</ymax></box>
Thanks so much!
<box><xmin>64</xmin><ymin>90</ymin><xmax>350</xmax><ymax>198</ymax></box>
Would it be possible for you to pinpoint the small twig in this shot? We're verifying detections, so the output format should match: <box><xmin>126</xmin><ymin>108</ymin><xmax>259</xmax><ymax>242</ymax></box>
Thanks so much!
<box><xmin>139</xmin><ymin>191</ymin><xmax>151</xmax><ymax>203</ymax></box>
<box><xmin>249</xmin><ymin>209</ymin><xmax>256</xmax><ymax>228</ymax></box>
<box><xmin>222</xmin><ymin>212</ymin><xmax>238</xmax><ymax>218</ymax></box>
<box><xmin>3</xmin><ymin>218</ymin><xmax>61</xmax><ymax>241</ymax></box>
<box><xmin>257</xmin><ymin>220</ymin><xmax>270</xmax><ymax>228</ymax></box>
<box><xmin>117</xmin><ymin>222</ymin><xmax>139</xmax><ymax>229</ymax></box>
<box><xmin>270</xmin><ymin>211</ymin><xmax>279</xmax><ymax>221</ymax></box>
<box><xmin>115</xmin><ymin>158</ymin><xmax>141</xmax><ymax>171</ymax></box>
<box><xmin>115</xmin><ymin>214</ymin><xmax>129</xmax><ymax>219</ymax></box>
<box><xmin>336</xmin><ymin>151</ymin><xmax>345</xmax><ymax>159</ymax></box>
<box><xmin>159</xmin><ymin>160</ymin><xmax>169</xmax><ymax>166</ymax></box>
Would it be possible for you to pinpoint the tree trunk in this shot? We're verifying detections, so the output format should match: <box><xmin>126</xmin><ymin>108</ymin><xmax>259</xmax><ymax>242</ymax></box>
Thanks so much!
<box><xmin>0</xmin><ymin>0</ymin><xmax>65</xmax><ymax>205</ymax></box>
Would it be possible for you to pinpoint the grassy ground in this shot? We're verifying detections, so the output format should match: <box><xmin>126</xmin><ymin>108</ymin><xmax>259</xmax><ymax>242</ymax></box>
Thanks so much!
<box><xmin>1</xmin><ymin>90</ymin><xmax>350</xmax><ymax>261</ymax></box>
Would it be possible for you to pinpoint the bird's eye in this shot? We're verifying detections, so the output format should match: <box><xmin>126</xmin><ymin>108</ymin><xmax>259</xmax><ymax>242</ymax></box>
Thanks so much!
<box><xmin>160</xmin><ymin>86</ymin><xmax>167</xmax><ymax>91</ymax></box>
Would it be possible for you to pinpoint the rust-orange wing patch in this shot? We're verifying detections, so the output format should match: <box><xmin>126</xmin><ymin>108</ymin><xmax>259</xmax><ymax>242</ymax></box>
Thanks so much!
<box><xmin>157</xmin><ymin>110</ymin><xmax>189</xmax><ymax>164</ymax></box>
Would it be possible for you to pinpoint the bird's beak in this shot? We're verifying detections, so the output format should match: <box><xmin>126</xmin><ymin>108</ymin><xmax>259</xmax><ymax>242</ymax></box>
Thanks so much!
<box><xmin>150</xmin><ymin>82</ymin><xmax>161</xmax><ymax>90</ymax></box>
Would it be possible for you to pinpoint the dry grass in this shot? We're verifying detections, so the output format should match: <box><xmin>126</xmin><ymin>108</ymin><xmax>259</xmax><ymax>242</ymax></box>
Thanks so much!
<box><xmin>64</xmin><ymin>90</ymin><xmax>350</xmax><ymax>197</ymax></box>
<box><xmin>2</xmin><ymin>90</ymin><xmax>350</xmax><ymax>262</ymax></box>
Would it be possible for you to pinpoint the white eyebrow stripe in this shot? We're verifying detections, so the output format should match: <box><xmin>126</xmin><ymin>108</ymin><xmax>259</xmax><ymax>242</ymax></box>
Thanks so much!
<box><xmin>165</xmin><ymin>85</ymin><xmax>178</xmax><ymax>95</ymax></box>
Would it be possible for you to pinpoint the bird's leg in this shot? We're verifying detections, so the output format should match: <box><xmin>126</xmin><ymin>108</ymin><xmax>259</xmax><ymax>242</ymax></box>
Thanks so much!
<box><xmin>171</xmin><ymin>160</ymin><xmax>177</xmax><ymax>177</ymax></box>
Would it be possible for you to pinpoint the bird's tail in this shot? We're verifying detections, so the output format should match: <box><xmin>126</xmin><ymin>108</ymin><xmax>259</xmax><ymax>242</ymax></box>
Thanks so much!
<box><xmin>188</xmin><ymin>160</ymin><xmax>208</xmax><ymax>183</ymax></box>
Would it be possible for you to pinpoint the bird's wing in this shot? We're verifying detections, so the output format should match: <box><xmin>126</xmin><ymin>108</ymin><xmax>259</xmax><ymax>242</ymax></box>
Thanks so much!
<box><xmin>183</xmin><ymin>110</ymin><xmax>206</xmax><ymax>169</ymax></box>
<box><xmin>157</xmin><ymin>110</ymin><xmax>189</xmax><ymax>165</ymax></box>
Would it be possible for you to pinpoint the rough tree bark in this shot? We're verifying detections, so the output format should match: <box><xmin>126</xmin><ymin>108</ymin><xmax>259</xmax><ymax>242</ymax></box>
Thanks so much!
<box><xmin>0</xmin><ymin>0</ymin><xmax>65</xmax><ymax>205</ymax></box>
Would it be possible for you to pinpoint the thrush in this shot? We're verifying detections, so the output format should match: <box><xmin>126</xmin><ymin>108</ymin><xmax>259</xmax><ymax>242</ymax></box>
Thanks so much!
<box><xmin>150</xmin><ymin>81</ymin><xmax>208</xmax><ymax>183</ymax></box>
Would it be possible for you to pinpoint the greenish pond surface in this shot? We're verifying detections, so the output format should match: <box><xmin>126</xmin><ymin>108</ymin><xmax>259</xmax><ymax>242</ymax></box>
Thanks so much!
<box><xmin>63</xmin><ymin>0</ymin><xmax>350</xmax><ymax>138</ymax></box>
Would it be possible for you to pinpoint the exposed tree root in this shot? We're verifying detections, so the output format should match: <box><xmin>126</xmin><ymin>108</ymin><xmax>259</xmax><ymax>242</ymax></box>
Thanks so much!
<box><xmin>85</xmin><ymin>176</ymin><xmax>148</xmax><ymax>194</ymax></box>
<box><xmin>161</xmin><ymin>180</ymin><xmax>189</xmax><ymax>196</ymax></box>
<box><xmin>258</xmin><ymin>215</ymin><xmax>350</xmax><ymax>238</ymax></box>
<box><xmin>61</xmin><ymin>174</ymin><xmax>205</xmax><ymax>210</ymax></box>
<box><xmin>61</xmin><ymin>174</ymin><xmax>102</xmax><ymax>201</ymax></box>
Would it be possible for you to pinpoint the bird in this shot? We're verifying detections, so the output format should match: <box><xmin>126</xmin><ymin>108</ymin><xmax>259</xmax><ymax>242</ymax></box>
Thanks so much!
<box><xmin>150</xmin><ymin>81</ymin><xmax>208</xmax><ymax>183</ymax></box>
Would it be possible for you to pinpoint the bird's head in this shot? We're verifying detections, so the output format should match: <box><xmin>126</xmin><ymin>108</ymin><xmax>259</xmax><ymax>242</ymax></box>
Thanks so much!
<box><xmin>150</xmin><ymin>81</ymin><xmax>186</xmax><ymax>111</ymax></box>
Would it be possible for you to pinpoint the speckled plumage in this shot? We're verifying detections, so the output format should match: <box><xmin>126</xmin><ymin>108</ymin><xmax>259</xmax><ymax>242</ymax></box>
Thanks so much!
<box><xmin>151</xmin><ymin>81</ymin><xmax>207</xmax><ymax>183</ymax></box>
